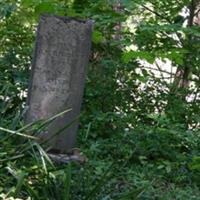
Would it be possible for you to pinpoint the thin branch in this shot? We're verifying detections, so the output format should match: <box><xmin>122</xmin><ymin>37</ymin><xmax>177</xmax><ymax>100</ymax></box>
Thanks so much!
<box><xmin>188</xmin><ymin>0</ymin><xmax>196</xmax><ymax>27</ymax></box>
<box><xmin>141</xmin><ymin>66</ymin><xmax>175</xmax><ymax>76</ymax></box>
<box><xmin>155</xmin><ymin>60</ymin><xmax>165</xmax><ymax>80</ymax></box>
<box><xmin>142</xmin><ymin>66</ymin><xmax>200</xmax><ymax>82</ymax></box>
<box><xmin>136</xmin><ymin>3</ymin><xmax>185</xmax><ymax>47</ymax></box>
<box><xmin>193</xmin><ymin>7</ymin><xmax>200</xmax><ymax>16</ymax></box>
<box><xmin>140</xmin><ymin>4</ymin><xmax>172</xmax><ymax>23</ymax></box>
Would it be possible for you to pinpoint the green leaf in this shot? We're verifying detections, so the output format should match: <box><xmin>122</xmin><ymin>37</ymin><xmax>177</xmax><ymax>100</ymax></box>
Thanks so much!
<box><xmin>166</xmin><ymin>165</ymin><xmax>171</xmax><ymax>173</ymax></box>
<box><xmin>122</xmin><ymin>51</ymin><xmax>155</xmax><ymax>64</ymax></box>
<box><xmin>85</xmin><ymin>162</ymin><xmax>114</xmax><ymax>200</ymax></box>
<box><xmin>14</xmin><ymin>172</ymin><xmax>26</xmax><ymax>197</ymax></box>
<box><xmin>35</xmin><ymin>2</ymin><xmax>55</xmax><ymax>15</ymax></box>
<box><xmin>189</xmin><ymin>163</ymin><xmax>200</xmax><ymax>170</ymax></box>
<box><xmin>92</xmin><ymin>30</ymin><xmax>104</xmax><ymax>44</ymax></box>
<box><xmin>117</xmin><ymin>187</ymin><xmax>145</xmax><ymax>200</ymax></box>
<box><xmin>137</xmin><ymin>75</ymin><xmax>148</xmax><ymax>83</ymax></box>
<box><xmin>21</xmin><ymin>0</ymin><xmax>36</xmax><ymax>7</ymax></box>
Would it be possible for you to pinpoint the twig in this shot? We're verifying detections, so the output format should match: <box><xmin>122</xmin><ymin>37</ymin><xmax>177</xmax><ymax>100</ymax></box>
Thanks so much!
<box><xmin>140</xmin><ymin>4</ymin><xmax>172</xmax><ymax>23</ymax></box>
<box><xmin>141</xmin><ymin>66</ymin><xmax>175</xmax><ymax>76</ymax></box>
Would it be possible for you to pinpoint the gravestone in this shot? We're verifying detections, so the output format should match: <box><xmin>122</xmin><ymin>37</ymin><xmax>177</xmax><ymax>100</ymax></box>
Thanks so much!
<box><xmin>26</xmin><ymin>14</ymin><xmax>92</xmax><ymax>152</ymax></box>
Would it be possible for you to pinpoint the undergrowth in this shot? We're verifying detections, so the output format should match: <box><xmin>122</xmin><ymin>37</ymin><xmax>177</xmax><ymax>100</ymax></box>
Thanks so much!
<box><xmin>1</xmin><ymin>113</ymin><xmax>200</xmax><ymax>200</ymax></box>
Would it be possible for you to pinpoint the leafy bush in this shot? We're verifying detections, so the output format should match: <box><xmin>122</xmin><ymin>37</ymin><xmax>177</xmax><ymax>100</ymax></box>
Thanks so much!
<box><xmin>1</xmin><ymin>0</ymin><xmax>200</xmax><ymax>199</ymax></box>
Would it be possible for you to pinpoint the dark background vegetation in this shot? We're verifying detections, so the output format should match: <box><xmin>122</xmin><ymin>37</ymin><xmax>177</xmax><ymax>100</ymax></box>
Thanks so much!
<box><xmin>0</xmin><ymin>0</ymin><xmax>200</xmax><ymax>199</ymax></box>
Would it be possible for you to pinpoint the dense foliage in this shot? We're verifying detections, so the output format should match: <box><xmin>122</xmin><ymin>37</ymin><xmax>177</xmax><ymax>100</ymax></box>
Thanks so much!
<box><xmin>0</xmin><ymin>0</ymin><xmax>200</xmax><ymax>199</ymax></box>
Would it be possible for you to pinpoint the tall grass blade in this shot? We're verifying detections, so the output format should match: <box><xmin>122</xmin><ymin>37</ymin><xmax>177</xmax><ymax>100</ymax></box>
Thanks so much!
<box><xmin>14</xmin><ymin>172</ymin><xmax>26</xmax><ymax>197</ymax></box>
<box><xmin>0</xmin><ymin>127</ymin><xmax>38</xmax><ymax>140</ymax></box>
<box><xmin>0</xmin><ymin>154</ymin><xmax>24</xmax><ymax>162</ymax></box>
<box><xmin>41</xmin><ymin>116</ymin><xmax>78</xmax><ymax>146</ymax></box>
<box><xmin>34</xmin><ymin>142</ymin><xmax>54</xmax><ymax>172</ymax></box>
<box><xmin>62</xmin><ymin>163</ymin><xmax>72</xmax><ymax>200</ymax></box>
<box><xmin>85</xmin><ymin>162</ymin><xmax>114</xmax><ymax>200</ymax></box>
<box><xmin>31</xmin><ymin>108</ymin><xmax>72</xmax><ymax>132</ymax></box>
<box><xmin>18</xmin><ymin>108</ymin><xmax>72</xmax><ymax>135</ymax></box>
<box><xmin>116</xmin><ymin>187</ymin><xmax>145</xmax><ymax>200</ymax></box>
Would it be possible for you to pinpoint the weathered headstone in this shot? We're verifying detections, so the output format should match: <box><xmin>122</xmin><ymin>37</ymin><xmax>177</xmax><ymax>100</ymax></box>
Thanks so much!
<box><xmin>26</xmin><ymin>14</ymin><xmax>92</xmax><ymax>152</ymax></box>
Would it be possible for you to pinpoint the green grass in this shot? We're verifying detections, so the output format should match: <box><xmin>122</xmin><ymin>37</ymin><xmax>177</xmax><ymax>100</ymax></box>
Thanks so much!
<box><xmin>1</xmin><ymin>112</ymin><xmax>200</xmax><ymax>200</ymax></box>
